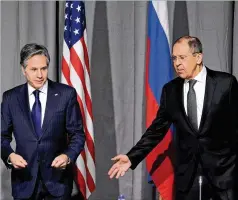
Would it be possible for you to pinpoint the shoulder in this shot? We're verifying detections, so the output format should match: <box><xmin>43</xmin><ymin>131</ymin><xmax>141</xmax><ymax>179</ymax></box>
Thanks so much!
<box><xmin>163</xmin><ymin>77</ymin><xmax>182</xmax><ymax>90</ymax></box>
<box><xmin>206</xmin><ymin>67</ymin><xmax>237</xmax><ymax>84</ymax></box>
<box><xmin>2</xmin><ymin>84</ymin><xmax>25</xmax><ymax>99</ymax></box>
<box><xmin>49</xmin><ymin>80</ymin><xmax>76</xmax><ymax>96</ymax></box>
<box><xmin>51</xmin><ymin>81</ymin><xmax>75</xmax><ymax>91</ymax></box>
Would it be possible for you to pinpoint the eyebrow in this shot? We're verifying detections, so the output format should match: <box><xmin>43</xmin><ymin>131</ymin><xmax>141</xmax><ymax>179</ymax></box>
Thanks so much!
<box><xmin>30</xmin><ymin>66</ymin><xmax>48</xmax><ymax>69</ymax></box>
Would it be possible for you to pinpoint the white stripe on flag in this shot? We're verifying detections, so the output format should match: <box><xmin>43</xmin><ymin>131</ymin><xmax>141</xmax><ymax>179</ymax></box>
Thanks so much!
<box><xmin>73</xmin><ymin>41</ymin><xmax>92</xmax><ymax>99</ymax></box>
<box><xmin>84</xmin><ymin>30</ymin><xmax>88</xmax><ymax>52</ymax></box>
<box><xmin>76</xmin><ymin>154</ymin><xmax>91</xmax><ymax>197</ymax></box>
<box><xmin>69</xmin><ymin>64</ymin><xmax>94</xmax><ymax>141</ymax></box>
<box><xmin>63</xmin><ymin>41</ymin><xmax>70</xmax><ymax>66</ymax></box>
<box><xmin>152</xmin><ymin>1</ymin><xmax>170</xmax><ymax>46</ymax></box>
<box><xmin>61</xmin><ymin>73</ymin><xmax>67</xmax><ymax>85</ymax></box>
<box><xmin>85</xmin><ymin>145</ymin><xmax>96</xmax><ymax>182</ymax></box>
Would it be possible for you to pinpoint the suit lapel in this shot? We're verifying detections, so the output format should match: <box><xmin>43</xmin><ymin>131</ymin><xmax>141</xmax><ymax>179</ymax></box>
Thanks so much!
<box><xmin>41</xmin><ymin>80</ymin><xmax>61</xmax><ymax>138</ymax></box>
<box><xmin>17</xmin><ymin>84</ymin><xmax>36</xmax><ymax>137</ymax></box>
<box><xmin>198</xmin><ymin>68</ymin><xmax>216</xmax><ymax>133</ymax></box>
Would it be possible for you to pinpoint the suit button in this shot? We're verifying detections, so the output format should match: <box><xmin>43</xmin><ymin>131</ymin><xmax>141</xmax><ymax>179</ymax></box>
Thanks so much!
<box><xmin>38</xmin><ymin>141</ymin><xmax>41</xmax><ymax>144</ymax></box>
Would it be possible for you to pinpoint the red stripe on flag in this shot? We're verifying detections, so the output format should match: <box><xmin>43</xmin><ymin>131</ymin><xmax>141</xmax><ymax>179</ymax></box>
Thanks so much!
<box><xmin>80</xmin><ymin>37</ymin><xmax>90</xmax><ymax>75</ymax></box>
<box><xmin>62</xmin><ymin>60</ymin><xmax>95</xmax><ymax>163</ymax></box>
<box><xmin>62</xmin><ymin>56</ymin><xmax>95</xmax><ymax>162</ymax></box>
<box><xmin>62</xmin><ymin>57</ymin><xmax>72</xmax><ymax>86</ymax></box>
<box><xmin>81</xmin><ymin>150</ymin><xmax>96</xmax><ymax>192</ymax></box>
<box><xmin>62</xmin><ymin>63</ymin><xmax>95</xmax><ymax>196</ymax></box>
<box><xmin>73</xmin><ymin>164</ymin><xmax>86</xmax><ymax>200</ymax></box>
<box><xmin>62</xmin><ymin>2</ymin><xmax>95</xmax><ymax>198</ymax></box>
<box><xmin>70</xmin><ymin>47</ymin><xmax>93</xmax><ymax>119</ymax></box>
<box><xmin>77</xmin><ymin>95</ymin><xmax>95</xmax><ymax>162</ymax></box>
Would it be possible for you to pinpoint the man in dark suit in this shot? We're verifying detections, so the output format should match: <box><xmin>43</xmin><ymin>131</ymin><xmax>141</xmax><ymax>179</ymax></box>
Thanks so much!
<box><xmin>1</xmin><ymin>43</ymin><xmax>85</xmax><ymax>200</ymax></box>
<box><xmin>108</xmin><ymin>36</ymin><xmax>238</xmax><ymax>200</ymax></box>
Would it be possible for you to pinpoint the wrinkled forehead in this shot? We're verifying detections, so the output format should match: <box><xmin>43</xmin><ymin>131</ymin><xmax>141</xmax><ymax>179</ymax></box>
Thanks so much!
<box><xmin>172</xmin><ymin>40</ymin><xmax>192</xmax><ymax>55</ymax></box>
<box><xmin>25</xmin><ymin>54</ymin><xmax>48</xmax><ymax>68</ymax></box>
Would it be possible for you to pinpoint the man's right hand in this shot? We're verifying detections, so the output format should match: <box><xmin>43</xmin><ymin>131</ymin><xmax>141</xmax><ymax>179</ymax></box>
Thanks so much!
<box><xmin>9</xmin><ymin>153</ymin><xmax>28</xmax><ymax>169</ymax></box>
<box><xmin>108</xmin><ymin>154</ymin><xmax>131</xmax><ymax>179</ymax></box>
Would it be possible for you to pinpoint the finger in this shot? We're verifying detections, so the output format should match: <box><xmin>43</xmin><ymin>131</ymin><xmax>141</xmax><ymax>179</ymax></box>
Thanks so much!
<box><xmin>18</xmin><ymin>160</ymin><xmax>27</xmax><ymax>167</ymax></box>
<box><xmin>58</xmin><ymin>162</ymin><xmax>67</xmax><ymax>168</ymax></box>
<box><xmin>13</xmin><ymin>165</ymin><xmax>20</xmax><ymax>169</ymax></box>
<box><xmin>111</xmin><ymin>155</ymin><xmax>122</xmax><ymax>161</ymax></box>
<box><xmin>116</xmin><ymin>169</ymin><xmax>123</xmax><ymax>179</ymax></box>
<box><xmin>121</xmin><ymin>171</ymin><xmax>125</xmax><ymax>177</ymax></box>
<box><xmin>54</xmin><ymin>160</ymin><xmax>65</xmax><ymax>168</ymax></box>
<box><xmin>108</xmin><ymin>163</ymin><xmax>119</xmax><ymax>175</ymax></box>
<box><xmin>20</xmin><ymin>159</ymin><xmax>28</xmax><ymax>166</ymax></box>
<box><xmin>15</xmin><ymin>162</ymin><xmax>26</xmax><ymax>168</ymax></box>
<box><xmin>109</xmin><ymin>168</ymin><xmax>119</xmax><ymax>179</ymax></box>
<box><xmin>51</xmin><ymin>159</ymin><xmax>58</xmax><ymax>167</ymax></box>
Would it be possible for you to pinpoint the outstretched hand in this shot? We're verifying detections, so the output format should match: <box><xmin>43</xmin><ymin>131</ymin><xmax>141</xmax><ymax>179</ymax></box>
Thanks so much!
<box><xmin>108</xmin><ymin>154</ymin><xmax>131</xmax><ymax>179</ymax></box>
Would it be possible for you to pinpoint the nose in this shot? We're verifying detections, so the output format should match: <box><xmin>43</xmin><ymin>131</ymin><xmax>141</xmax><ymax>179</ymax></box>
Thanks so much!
<box><xmin>173</xmin><ymin>59</ymin><xmax>181</xmax><ymax>68</ymax></box>
<box><xmin>36</xmin><ymin>69</ymin><xmax>42</xmax><ymax>78</ymax></box>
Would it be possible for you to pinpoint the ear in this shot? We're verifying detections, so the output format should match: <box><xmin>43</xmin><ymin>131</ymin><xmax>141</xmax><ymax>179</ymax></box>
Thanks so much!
<box><xmin>21</xmin><ymin>66</ymin><xmax>26</xmax><ymax>76</ymax></box>
<box><xmin>196</xmin><ymin>53</ymin><xmax>203</xmax><ymax>65</ymax></box>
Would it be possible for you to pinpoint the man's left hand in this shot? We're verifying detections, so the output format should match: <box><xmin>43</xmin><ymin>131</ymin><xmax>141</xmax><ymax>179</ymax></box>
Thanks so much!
<box><xmin>51</xmin><ymin>154</ymin><xmax>69</xmax><ymax>169</ymax></box>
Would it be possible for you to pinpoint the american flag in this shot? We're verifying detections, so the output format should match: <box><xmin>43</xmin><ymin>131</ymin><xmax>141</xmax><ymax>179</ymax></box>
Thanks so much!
<box><xmin>61</xmin><ymin>1</ymin><xmax>95</xmax><ymax>199</ymax></box>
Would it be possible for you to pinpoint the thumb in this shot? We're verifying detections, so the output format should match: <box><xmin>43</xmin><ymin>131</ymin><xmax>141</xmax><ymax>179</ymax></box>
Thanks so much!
<box><xmin>111</xmin><ymin>155</ymin><xmax>122</xmax><ymax>161</ymax></box>
<box><xmin>51</xmin><ymin>158</ymin><xmax>58</xmax><ymax>166</ymax></box>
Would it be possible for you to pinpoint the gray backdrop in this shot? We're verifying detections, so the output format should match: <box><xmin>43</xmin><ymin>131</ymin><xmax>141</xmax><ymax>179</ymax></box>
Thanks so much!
<box><xmin>1</xmin><ymin>1</ymin><xmax>238</xmax><ymax>200</ymax></box>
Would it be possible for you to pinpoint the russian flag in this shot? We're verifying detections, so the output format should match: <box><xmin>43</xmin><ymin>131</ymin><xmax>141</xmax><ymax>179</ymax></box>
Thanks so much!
<box><xmin>145</xmin><ymin>1</ymin><xmax>174</xmax><ymax>200</ymax></box>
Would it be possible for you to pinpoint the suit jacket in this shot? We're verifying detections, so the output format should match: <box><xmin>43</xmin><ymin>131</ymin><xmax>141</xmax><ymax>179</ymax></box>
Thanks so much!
<box><xmin>127</xmin><ymin>67</ymin><xmax>238</xmax><ymax>192</ymax></box>
<box><xmin>1</xmin><ymin>79</ymin><xmax>85</xmax><ymax>199</ymax></box>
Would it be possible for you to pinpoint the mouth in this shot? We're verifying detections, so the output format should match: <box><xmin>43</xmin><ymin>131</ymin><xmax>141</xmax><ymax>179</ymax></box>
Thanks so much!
<box><xmin>35</xmin><ymin>80</ymin><xmax>44</xmax><ymax>84</ymax></box>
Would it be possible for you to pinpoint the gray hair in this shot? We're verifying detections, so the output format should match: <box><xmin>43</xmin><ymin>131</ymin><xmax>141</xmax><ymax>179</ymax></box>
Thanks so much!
<box><xmin>173</xmin><ymin>36</ymin><xmax>203</xmax><ymax>54</ymax></box>
<box><xmin>20</xmin><ymin>43</ymin><xmax>50</xmax><ymax>68</ymax></box>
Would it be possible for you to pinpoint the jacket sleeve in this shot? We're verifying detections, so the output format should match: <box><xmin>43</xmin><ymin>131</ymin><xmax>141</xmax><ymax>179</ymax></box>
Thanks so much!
<box><xmin>126</xmin><ymin>86</ymin><xmax>172</xmax><ymax>169</ymax></box>
<box><xmin>1</xmin><ymin>92</ymin><xmax>14</xmax><ymax>168</ymax></box>
<box><xmin>63</xmin><ymin>88</ymin><xmax>86</xmax><ymax>163</ymax></box>
<box><xmin>229</xmin><ymin>76</ymin><xmax>238</xmax><ymax>146</ymax></box>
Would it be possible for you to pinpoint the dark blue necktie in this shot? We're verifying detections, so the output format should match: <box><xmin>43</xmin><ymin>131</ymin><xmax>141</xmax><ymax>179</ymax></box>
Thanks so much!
<box><xmin>31</xmin><ymin>90</ymin><xmax>42</xmax><ymax>138</ymax></box>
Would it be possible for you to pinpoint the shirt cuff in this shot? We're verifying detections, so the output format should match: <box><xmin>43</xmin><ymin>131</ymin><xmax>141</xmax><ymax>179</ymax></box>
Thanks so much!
<box><xmin>7</xmin><ymin>156</ymin><xmax>12</xmax><ymax>165</ymax></box>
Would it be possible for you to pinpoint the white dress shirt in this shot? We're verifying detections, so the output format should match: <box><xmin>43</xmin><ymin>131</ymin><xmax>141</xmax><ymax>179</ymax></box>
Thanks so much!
<box><xmin>28</xmin><ymin>81</ymin><xmax>48</xmax><ymax>127</ymax></box>
<box><xmin>183</xmin><ymin>66</ymin><xmax>207</xmax><ymax>129</ymax></box>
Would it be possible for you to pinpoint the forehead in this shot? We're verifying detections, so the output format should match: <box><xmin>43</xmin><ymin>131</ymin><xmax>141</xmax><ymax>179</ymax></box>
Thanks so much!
<box><xmin>26</xmin><ymin>54</ymin><xmax>47</xmax><ymax>67</ymax></box>
<box><xmin>172</xmin><ymin>40</ymin><xmax>191</xmax><ymax>55</ymax></box>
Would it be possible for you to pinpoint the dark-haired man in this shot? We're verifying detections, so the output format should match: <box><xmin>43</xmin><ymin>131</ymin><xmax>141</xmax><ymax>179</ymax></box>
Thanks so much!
<box><xmin>1</xmin><ymin>43</ymin><xmax>85</xmax><ymax>200</ymax></box>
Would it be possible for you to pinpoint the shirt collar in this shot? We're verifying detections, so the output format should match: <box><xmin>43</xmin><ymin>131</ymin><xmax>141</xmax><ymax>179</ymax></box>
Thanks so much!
<box><xmin>184</xmin><ymin>65</ymin><xmax>207</xmax><ymax>84</ymax></box>
<box><xmin>28</xmin><ymin>80</ymin><xmax>48</xmax><ymax>96</ymax></box>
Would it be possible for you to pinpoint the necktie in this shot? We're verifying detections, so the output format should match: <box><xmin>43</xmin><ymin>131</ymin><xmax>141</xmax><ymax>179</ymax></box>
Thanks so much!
<box><xmin>31</xmin><ymin>90</ymin><xmax>42</xmax><ymax>138</ymax></box>
<box><xmin>187</xmin><ymin>79</ymin><xmax>198</xmax><ymax>131</ymax></box>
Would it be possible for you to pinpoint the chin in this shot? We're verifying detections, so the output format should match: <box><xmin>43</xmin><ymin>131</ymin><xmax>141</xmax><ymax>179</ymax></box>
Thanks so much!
<box><xmin>32</xmin><ymin>82</ymin><xmax>45</xmax><ymax>89</ymax></box>
<box><xmin>177</xmin><ymin>74</ymin><xmax>186</xmax><ymax>79</ymax></box>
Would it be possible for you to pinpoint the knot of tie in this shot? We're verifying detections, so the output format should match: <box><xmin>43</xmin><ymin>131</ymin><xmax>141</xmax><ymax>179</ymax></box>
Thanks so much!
<box><xmin>33</xmin><ymin>90</ymin><xmax>40</xmax><ymax>99</ymax></box>
<box><xmin>189</xmin><ymin>79</ymin><xmax>197</xmax><ymax>89</ymax></box>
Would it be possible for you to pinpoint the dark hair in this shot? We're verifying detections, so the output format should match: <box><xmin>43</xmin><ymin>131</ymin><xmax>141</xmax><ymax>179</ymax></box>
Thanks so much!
<box><xmin>173</xmin><ymin>36</ymin><xmax>203</xmax><ymax>54</ymax></box>
<box><xmin>20</xmin><ymin>43</ymin><xmax>50</xmax><ymax>68</ymax></box>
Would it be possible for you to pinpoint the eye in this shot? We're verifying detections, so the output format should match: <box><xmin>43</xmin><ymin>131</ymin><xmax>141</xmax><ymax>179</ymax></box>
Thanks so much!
<box><xmin>41</xmin><ymin>66</ymin><xmax>48</xmax><ymax>71</ymax></box>
<box><xmin>180</xmin><ymin>56</ymin><xmax>186</xmax><ymax>60</ymax></box>
<box><xmin>171</xmin><ymin>56</ymin><xmax>176</xmax><ymax>61</ymax></box>
<box><xmin>31</xmin><ymin>68</ymin><xmax>37</xmax><ymax>71</ymax></box>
